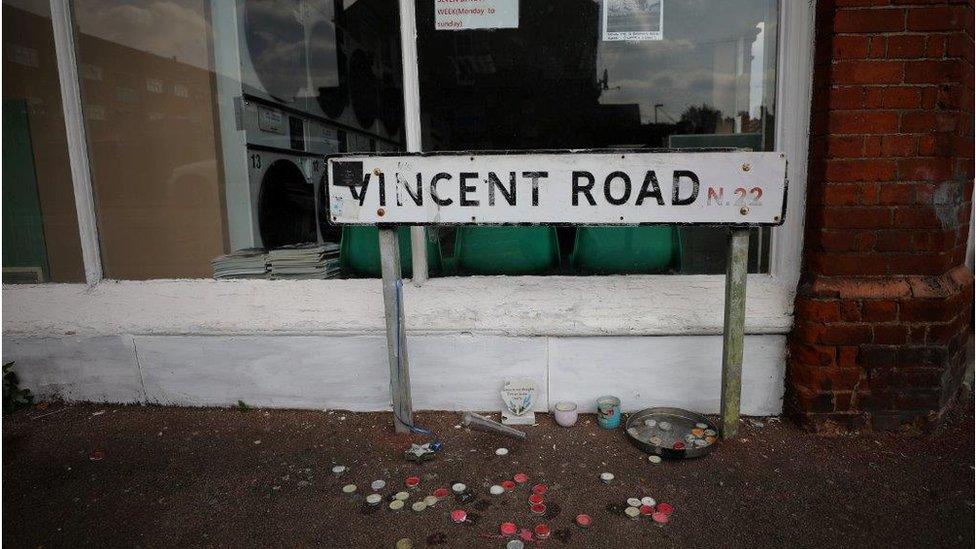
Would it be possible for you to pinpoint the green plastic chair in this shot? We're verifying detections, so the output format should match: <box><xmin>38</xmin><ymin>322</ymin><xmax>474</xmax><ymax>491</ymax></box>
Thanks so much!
<box><xmin>569</xmin><ymin>226</ymin><xmax>681</xmax><ymax>274</ymax></box>
<box><xmin>454</xmin><ymin>226</ymin><xmax>560</xmax><ymax>275</ymax></box>
<box><xmin>340</xmin><ymin>226</ymin><xmax>442</xmax><ymax>277</ymax></box>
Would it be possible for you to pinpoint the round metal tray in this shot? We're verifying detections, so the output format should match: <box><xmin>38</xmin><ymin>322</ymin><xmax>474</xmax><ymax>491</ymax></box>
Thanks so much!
<box><xmin>625</xmin><ymin>407</ymin><xmax>719</xmax><ymax>459</ymax></box>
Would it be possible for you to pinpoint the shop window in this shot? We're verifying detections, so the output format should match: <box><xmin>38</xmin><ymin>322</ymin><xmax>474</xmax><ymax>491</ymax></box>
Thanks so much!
<box><xmin>2</xmin><ymin>0</ymin><xmax>86</xmax><ymax>283</ymax></box>
<box><xmin>415</xmin><ymin>0</ymin><xmax>778</xmax><ymax>275</ymax></box>
<box><xmin>67</xmin><ymin>0</ymin><xmax>403</xmax><ymax>280</ymax></box>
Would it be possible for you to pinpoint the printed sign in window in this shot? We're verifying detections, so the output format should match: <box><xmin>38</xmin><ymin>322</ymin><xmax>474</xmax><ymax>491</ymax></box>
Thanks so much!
<box><xmin>602</xmin><ymin>0</ymin><xmax>664</xmax><ymax>42</ymax></box>
<box><xmin>435</xmin><ymin>0</ymin><xmax>518</xmax><ymax>30</ymax></box>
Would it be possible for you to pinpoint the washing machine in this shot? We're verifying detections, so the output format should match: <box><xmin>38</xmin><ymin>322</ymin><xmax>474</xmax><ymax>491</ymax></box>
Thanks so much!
<box><xmin>237</xmin><ymin>0</ymin><xmax>403</xmax><ymax>145</ymax></box>
<box><xmin>238</xmin><ymin>0</ymin><xmax>307</xmax><ymax>112</ymax></box>
<box><xmin>239</xmin><ymin>100</ymin><xmax>339</xmax><ymax>249</ymax></box>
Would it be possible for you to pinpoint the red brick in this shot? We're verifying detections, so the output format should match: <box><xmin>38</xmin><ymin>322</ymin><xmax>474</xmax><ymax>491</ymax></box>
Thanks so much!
<box><xmin>901</xmin><ymin>111</ymin><xmax>957</xmax><ymax>133</ymax></box>
<box><xmin>795</xmin><ymin>298</ymin><xmax>843</xmax><ymax>323</ymax></box>
<box><xmin>874</xmin><ymin>324</ymin><xmax>908</xmax><ymax>344</ymax></box>
<box><xmin>881</xmin><ymin>135</ymin><xmax>916</xmax><ymax>156</ymax></box>
<box><xmin>823</xmin><ymin>207</ymin><xmax>891</xmax><ymax>228</ymax></box>
<box><xmin>829</xmin><ymin>87</ymin><xmax>865</xmax><ymax>109</ymax></box>
<box><xmin>916</xmin><ymin>134</ymin><xmax>942</xmax><ymax>155</ymax></box>
<box><xmin>869</xmin><ymin>368</ymin><xmax>946</xmax><ymax>390</ymax></box>
<box><xmin>888</xmin><ymin>253</ymin><xmax>950</xmax><ymax>275</ymax></box>
<box><xmin>900</xmin><ymin>297</ymin><xmax>955</xmax><ymax>321</ymax></box>
<box><xmin>834</xmin><ymin>9</ymin><xmax>905</xmax><ymax>33</ymax></box>
<box><xmin>904</xmin><ymin>59</ymin><xmax>962</xmax><ymax>83</ymax></box>
<box><xmin>906</xmin><ymin>6</ymin><xmax>968</xmax><ymax>32</ymax></box>
<box><xmin>868</xmin><ymin>36</ymin><xmax>888</xmax><ymax>58</ymax></box>
<box><xmin>881</xmin><ymin>86</ymin><xmax>921</xmax><ymax>108</ymax></box>
<box><xmin>863</xmin><ymin>87</ymin><xmax>885</xmax><ymax>109</ymax></box>
<box><xmin>840</xmin><ymin>301</ymin><xmax>863</xmax><ymax>321</ymax></box>
<box><xmin>826</xmin><ymin>159</ymin><xmax>897</xmax><ymax>181</ymax></box>
<box><xmin>833</xmin><ymin>35</ymin><xmax>871</xmax><ymax>59</ymax></box>
<box><xmin>887</xmin><ymin>35</ymin><xmax>926</xmax><ymax>58</ymax></box>
<box><xmin>898</xmin><ymin>158</ymin><xmax>952</xmax><ymax>180</ymax></box>
<box><xmin>833</xmin><ymin>60</ymin><xmax>904</xmax><ymax>84</ymax></box>
<box><xmin>946</xmin><ymin>33</ymin><xmax>973</xmax><ymax>57</ymax></box>
<box><xmin>823</xmin><ymin>183</ymin><xmax>877</xmax><ymax>205</ymax></box>
<box><xmin>826</xmin><ymin>135</ymin><xmax>864</xmax><ymax>158</ymax></box>
<box><xmin>925</xmin><ymin>36</ymin><xmax>946</xmax><ymax>58</ymax></box>
<box><xmin>878</xmin><ymin>184</ymin><xmax>914</xmax><ymax>205</ymax></box>
<box><xmin>822</xmin><ymin>324</ymin><xmax>874</xmax><ymax>345</ymax></box>
<box><xmin>838</xmin><ymin>346</ymin><xmax>860</xmax><ymax>368</ymax></box>
<box><xmin>864</xmin><ymin>135</ymin><xmax>883</xmax><ymax>157</ymax></box>
<box><xmin>812</xmin><ymin>253</ymin><xmax>888</xmax><ymax>276</ymax></box>
<box><xmin>829</xmin><ymin>111</ymin><xmax>900</xmax><ymax>133</ymax></box>
<box><xmin>791</xmin><ymin>343</ymin><xmax>837</xmax><ymax>368</ymax></box>
<box><xmin>863</xmin><ymin>300</ymin><xmax>898</xmax><ymax>321</ymax></box>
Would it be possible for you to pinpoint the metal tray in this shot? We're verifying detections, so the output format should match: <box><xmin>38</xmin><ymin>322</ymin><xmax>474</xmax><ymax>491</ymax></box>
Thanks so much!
<box><xmin>625</xmin><ymin>407</ymin><xmax>719</xmax><ymax>459</ymax></box>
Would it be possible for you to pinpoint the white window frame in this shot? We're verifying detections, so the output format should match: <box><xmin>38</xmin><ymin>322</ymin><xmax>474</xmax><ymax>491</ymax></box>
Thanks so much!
<box><xmin>4</xmin><ymin>0</ymin><xmax>815</xmax><ymax>339</ymax></box>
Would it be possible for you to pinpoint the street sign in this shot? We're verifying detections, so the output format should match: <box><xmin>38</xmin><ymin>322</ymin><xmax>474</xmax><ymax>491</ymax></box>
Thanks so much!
<box><xmin>327</xmin><ymin>150</ymin><xmax>787</xmax><ymax>226</ymax></box>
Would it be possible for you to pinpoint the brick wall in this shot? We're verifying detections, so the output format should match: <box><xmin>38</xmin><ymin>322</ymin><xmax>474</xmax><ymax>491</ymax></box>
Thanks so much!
<box><xmin>789</xmin><ymin>0</ymin><xmax>975</xmax><ymax>431</ymax></box>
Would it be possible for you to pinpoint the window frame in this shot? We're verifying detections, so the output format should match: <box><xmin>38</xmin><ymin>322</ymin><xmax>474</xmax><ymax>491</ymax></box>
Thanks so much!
<box><xmin>7</xmin><ymin>0</ymin><xmax>814</xmax><ymax>338</ymax></box>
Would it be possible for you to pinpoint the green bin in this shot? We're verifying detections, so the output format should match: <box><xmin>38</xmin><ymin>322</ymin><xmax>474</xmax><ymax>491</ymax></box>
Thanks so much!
<box><xmin>454</xmin><ymin>226</ymin><xmax>560</xmax><ymax>275</ymax></box>
<box><xmin>570</xmin><ymin>226</ymin><xmax>681</xmax><ymax>274</ymax></box>
<box><xmin>340</xmin><ymin>226</ymin><xmax>441</xmax><ymax>277</ymax></box>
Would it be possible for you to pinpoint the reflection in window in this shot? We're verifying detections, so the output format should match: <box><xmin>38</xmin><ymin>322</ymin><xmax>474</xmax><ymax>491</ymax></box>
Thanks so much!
<box><xmin>2</xmin><ymin>0</ymin><xmax>86</xmax><ymax>283</ymax></box>
<box><xmin>415</xmin><ymin>0</ymin><xmax>778</xmax><ymax>275</ymax></box>
<box><xmin>67</xmin><ymin>0</ymin><xmax>404</xmax><ymax>280</ymax></box>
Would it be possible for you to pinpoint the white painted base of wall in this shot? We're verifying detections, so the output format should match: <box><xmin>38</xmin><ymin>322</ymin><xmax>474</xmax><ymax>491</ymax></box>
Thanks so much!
<box><xmin>3</xmin><ymin>333</ymin><xmax>785</xmax><ymax>415</ymax></box>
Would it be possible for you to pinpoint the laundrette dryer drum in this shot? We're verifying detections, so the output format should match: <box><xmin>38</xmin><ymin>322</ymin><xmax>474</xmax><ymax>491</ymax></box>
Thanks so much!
<box><xmin>247</xmin><ymin>148</ymin><xmax>323</xmax><ymax>250</ymax></box>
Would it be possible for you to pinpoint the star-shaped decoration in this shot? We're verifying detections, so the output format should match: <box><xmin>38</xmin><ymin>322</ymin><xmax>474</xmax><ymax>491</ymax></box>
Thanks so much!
<box><xmin>404</xmin><ymin>443</ymin><xmax>436</xmax><ymax>463</ymax></box>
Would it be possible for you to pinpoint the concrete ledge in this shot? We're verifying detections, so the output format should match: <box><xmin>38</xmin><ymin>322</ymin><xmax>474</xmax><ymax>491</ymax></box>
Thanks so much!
<box><xmin>2</xmin><ymin>274</ymin><xmax>794</xmax><ymax>338</ymax></box>
<box><xmin>3</xmin><ymin>333</ymin><xmax>787</xmax><ymax>415</ymax></box>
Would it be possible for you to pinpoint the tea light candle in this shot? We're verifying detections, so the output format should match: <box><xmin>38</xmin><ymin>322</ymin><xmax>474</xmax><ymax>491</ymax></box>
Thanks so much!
<box><xmin>552</xmin><ymin>401</ymin><xmax>579</xmax><ymax>427</ymax></box>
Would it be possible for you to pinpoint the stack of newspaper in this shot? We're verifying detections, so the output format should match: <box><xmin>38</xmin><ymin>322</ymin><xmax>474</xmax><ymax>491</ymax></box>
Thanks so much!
<box><xmin>267</xmin><ymin>243</ymin><xmax>340</xmax><ymax>279</ymax></box>
<box><xmin>211</xmin><ymin>248</ymin><xmax>268</xmax><ymax>279</ymax></box>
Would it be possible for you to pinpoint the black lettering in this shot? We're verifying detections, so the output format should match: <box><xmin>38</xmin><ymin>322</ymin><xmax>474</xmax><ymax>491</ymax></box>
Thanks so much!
<box><xmin>672</xmin><ymin>170</ymin><xmax>700</xmax><ymax>206</ymax></box>
<box><xmin>488</xmin><ymin>172</ymin><xmax>516</xmax><ymax>206</ymax></box>
<box><xmin>604</xmin><ymin>171</ymin><xmax>631</xmax><ymax>206</ymax></box>
<box><xmin>349</xmin><ymin>173</ymin><xmax>371</xmax><ymax>205</ymax></box>
<box><xmin>522</xmin><ymin>171</ymin><xmax>547</xmax><ymax>206</ymax></box>
<box><xmin>459</xmin><ymin>172</ymin><xmax>479</xmax><ymax>206</ymax></box>
<box><xmin>635</xmin><ymin>170</ymin><xmax>664</xmax><ymax>206</ymax></box>
<box><xmin>572</xmin><ymin>171</ymin><xmax>596</xmax><ymax>206</ymax></box>
<box><xmin>377</xmin><ymin>173</ymin><xmax>386</xmax><ymax>206</ymax></box>
<box><xmin>430</xmin><ymin>172</ymin><xmax>453</xmax><ymax>206</ymax></box>
<box><xmin>397</xmin><ymin>174</ymin><xmax>423</xmax><ymax>206</ymax></box>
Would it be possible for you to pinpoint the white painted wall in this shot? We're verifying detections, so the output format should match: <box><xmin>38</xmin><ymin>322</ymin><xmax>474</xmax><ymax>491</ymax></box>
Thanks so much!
<box><xmin>4</xmin><ymin>332</ymin><xmax>786</xmax><ymax>416</ymax></box>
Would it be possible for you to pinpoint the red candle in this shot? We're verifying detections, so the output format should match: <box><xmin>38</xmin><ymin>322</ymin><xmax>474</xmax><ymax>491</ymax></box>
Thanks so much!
<box><xmin>501</xmin><ymin>480</ymin><xmax>516</xmax><ymax>491</ymax></box>
<box><xmin>513</xmin><ymin>473</ymin><xmax>529</xmax><ymax>484</ymax></box>
<box><xmin>656</xmin><ymin>502</ymin><xmax>674</xmax><ymax>516</ymax></box>
<box><xmin>528</xmin><ymin>494</ymin><xmax>544</xmax><ymax>505</ymax></box>
<box><xmin>500</xmin><ymin>522</ymin><xmax>517</xmax><ymax>536</ymax></box>
<box><xmin>433</xmin><ymin>488</ymin><xmax>450</xmax><ymax>499</ymax></box>
<box><xmin>451</xmin><ymin>509</ymin><xmax>467</xmax><ymax>523</ymax></box>
<box><xmin>534</xmin><ymin>524</ymin><xmax>551</xmax><ymax>539</ymax></box>
<box><xmin>575</xmin><ymin>514</ymin><xmax>592</xmax><ymax>528</ymax></box>
<box><xmin>531</xmin><ymin>483</ymin><xmax>548</xmax><ymax>495</ymax></box>
<box><xmin>530</xmin><ymin>503</ymin><xmax>546</xmax><ymax>515</ymax></box>
<box><xmin>405</xmin><ymin>476</ymin><xmax>420</xmax><ymax>488</ymax></box>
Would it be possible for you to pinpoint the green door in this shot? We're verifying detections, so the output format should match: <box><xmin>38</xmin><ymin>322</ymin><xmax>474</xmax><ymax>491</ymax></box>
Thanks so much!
<box><xmin>3</xmin><ymin>99</ymin><xmax>49</xmax><ymax>283</ymax></box>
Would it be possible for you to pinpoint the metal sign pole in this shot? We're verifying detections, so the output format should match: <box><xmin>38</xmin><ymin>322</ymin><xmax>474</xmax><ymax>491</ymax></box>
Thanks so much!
<box><xmin>720</xmin><ymin>227</ymin><xmax>750</xmax><ymax>438</ymax></box>
<box><xmin>397</xmin><ymin>0</ymin><xmax>428</xmax><ymax>285</ymax></box>
<box><xmin>379</xmin><ymin>226</ymin><xmax>414</xmax><ymax>433</ymax></box>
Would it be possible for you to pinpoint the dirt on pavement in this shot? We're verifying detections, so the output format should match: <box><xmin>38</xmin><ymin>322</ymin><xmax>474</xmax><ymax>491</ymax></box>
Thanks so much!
<box><xmin>3</xmin><ymin>400</ymin><xmax>973</xmax><ymax>548</ymax></box>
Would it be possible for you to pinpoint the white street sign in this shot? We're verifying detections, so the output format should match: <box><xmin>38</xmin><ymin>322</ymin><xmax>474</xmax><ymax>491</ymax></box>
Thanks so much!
<box><xmin>327</xmin><ymin>151</ymin><xmax>787</xmax><ymax>226</ymax></box>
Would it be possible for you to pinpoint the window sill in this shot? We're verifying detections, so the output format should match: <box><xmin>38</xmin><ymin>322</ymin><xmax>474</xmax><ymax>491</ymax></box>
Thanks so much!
<box><xmin>3</xmin><ymin>274</ymin><xmax>794</xmax><ymax>338</ymax></box>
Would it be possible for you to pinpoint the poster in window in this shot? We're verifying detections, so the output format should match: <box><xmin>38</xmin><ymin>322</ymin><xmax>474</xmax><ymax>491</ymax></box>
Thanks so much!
<box><xmin>435</xmin><ymin>0</ymin><xmax>519</xmax><ymax>30</ymax></box>
<box><xmin>602</xmin><ymin>0</ymin><xmax>664</xmax><ymax>42</ymax></box>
